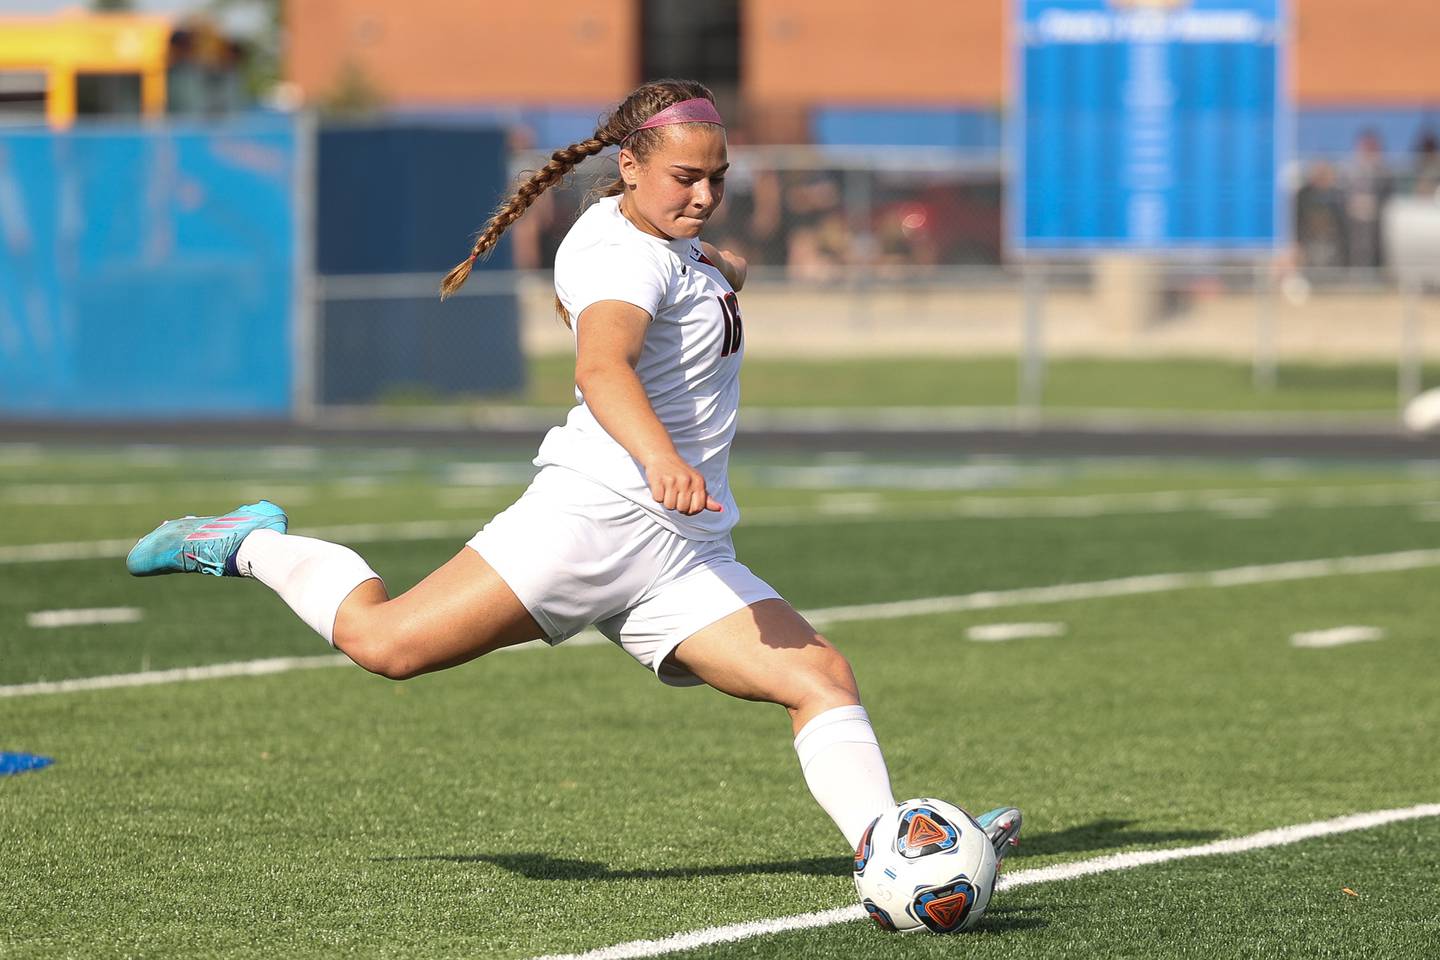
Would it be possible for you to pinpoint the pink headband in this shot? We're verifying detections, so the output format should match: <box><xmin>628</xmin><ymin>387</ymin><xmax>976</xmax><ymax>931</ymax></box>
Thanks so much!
<box><xmin>626</xmin><ymin>98</ymin><xmax>725</xmax><ymax>141</ymax></box>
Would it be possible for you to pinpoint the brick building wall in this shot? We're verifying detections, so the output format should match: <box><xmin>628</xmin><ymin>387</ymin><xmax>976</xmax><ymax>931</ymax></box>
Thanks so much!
<box><xmin>285</xmin><ymin>0</ymin><xmax>637</xmax><ymax>106</ymax></box>
<box><xmin>286</xmin><ymin>0</ymin><xmax>1439</xmax><ymax>109</ymax></box>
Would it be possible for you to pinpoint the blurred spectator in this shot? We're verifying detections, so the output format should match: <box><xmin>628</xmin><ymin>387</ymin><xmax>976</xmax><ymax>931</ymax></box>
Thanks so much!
<box><xmin>1341</xmin><ymin>129</ymin><xmax>1391</xmax><ymax>269</ymax></box>
<box><xmin>1411</xmin><ymin>130</ymin><xmax>1440</xmax><ymax>198</ymax></box>
<box><xmin>520</xmin><ymin>157</ymin><xmax>1009</xmax><ymax>275</ymax></box>
<box><xmin>1293</xmin><ymin>161</ymin><xmax>1348</xmax><ymax>271</ymax></box>
<box><xmin>782</xmin><ymin>173</ymin><xmax>850</xmax><ymax>281</ymax></box>
<box><xmin>739</xmin><ymin>165</ymin><xmax>785</xmax><ymax>266</ymax></box>
<box><xmin>872</xmin><ymin>201</ymin><xmax>939</xmax><ymax>271</ymax></box>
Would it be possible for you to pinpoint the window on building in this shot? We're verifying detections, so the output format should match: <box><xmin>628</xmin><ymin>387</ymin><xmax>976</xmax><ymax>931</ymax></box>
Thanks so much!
<box><xmin>640</xmin><ymin>0</ymin><xmax>740</xmax><ymax>98</ymax></box>
<box><xmin>76</xmin><ymin>73</ymin><xmax>142</xmax><ymax>117</ymax></box>
<box><xmin>0</xmin><ymin>72</ymin><xmax>46</xmax><ymax>125</ymax></box>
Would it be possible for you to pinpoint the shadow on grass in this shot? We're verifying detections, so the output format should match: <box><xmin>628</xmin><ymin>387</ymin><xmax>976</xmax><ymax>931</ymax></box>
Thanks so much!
<box><xmin>372</xmin><ymin>852</ymin><xmax>851</xmax><ymax>881</ymax></box>
<box><xmin>977</xmin><ymin>904</ymin><xmax>1049</xmax><ymax>933</ymax></box>
<box><xmin>1016</xmin><ymin>819</ymin><xmax>1221</xmax><ymax>858</ymax></box>
<box><xmin>377</xmin><ymin>820</ymin><xmax>1224</xmax><ymax>879</ymax></box>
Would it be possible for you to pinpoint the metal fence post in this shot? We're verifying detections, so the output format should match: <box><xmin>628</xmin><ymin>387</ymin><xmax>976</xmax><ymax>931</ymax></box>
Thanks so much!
<box><xmin>1253</xmin><ymin>261</ymin><xmax>1277</xmax><ymax>392</ymax></box>
<box><xmin>1399</xmin><ymin>276</ymin><xmax>1423</xmax><ymax>412</ymax></box>
<box><xmin>844</xmin><ymin>166</ymin><xmax>872</xmax><ymax>331</ymax></box>
<box><xmin>1019</xmin><ymin>263</ymin><xmax>1047</xmax><ymax>421</ymax></box>
<box><xmin>291</xmin><ymin>110</ymin><xmax>319</xmax><ymax>424</ymax></box>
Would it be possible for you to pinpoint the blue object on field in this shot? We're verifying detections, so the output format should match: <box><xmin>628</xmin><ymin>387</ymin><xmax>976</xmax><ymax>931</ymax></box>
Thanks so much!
<box><xmin>1011</xmin><ymin>0</ymin><xmax>1290</xmax><ymax>253</ymax></box>
<box><xmin>0</xmin><ymin>114</ymin><xmax>297</xmax><ymax>418</ymax></box>
<box><xmin>0</xmin><ymin>753</ymin><xmax>55</xmax><ymax>776</ymax></box>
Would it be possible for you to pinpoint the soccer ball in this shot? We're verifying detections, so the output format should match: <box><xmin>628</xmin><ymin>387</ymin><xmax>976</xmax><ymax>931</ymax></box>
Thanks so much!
<box><xmin>852</xmin><ymin>798</ymin><xmax>997</xmax><ymax>933</ymax></box>
<box><xmin>1403</xmin><ymin>386</ymin><xmax>1440</xmax><ymax>433</ymax></box>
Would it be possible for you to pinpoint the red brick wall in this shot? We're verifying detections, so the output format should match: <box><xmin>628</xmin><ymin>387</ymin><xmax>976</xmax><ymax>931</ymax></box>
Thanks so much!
<box><xmin>1292</xmin><ymin>0</ymin><xmax>1440</xmax><ymax>102</ymax></box>
<box><xmin>285</xmin><ymin>0</ymin><xmax>1440</xmax><ymax>108</ymax></box>
<box><xmin>744</xmin><ymin>0</ymin><xmax>1006</xmax><ymax>106</ymax></box>
<box><xmin>285</xmin><ymin>0</ymin><xmax>637</xmax><ymax>105</ymax></box>
<box><xmin>743</xmin><ymin>0</ymin><xmax>1440</xmax><ymax>106</ymax></box>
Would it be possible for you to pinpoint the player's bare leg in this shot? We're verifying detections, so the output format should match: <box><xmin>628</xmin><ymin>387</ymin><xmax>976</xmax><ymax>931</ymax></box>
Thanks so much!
<box><xmin>667</xmin><ymin>598</ymin><xmax>859</xmax><ymax>732</ymax></box>
<box><xmin>666</xmin><ymin>598</ymin><xmax>895</xmax><ymax>846</ymax></box>
<box><xmin>330</xmin><ymin>547</ymin><xmax>543</xmax><ymax>679</ymax></box>
<box><xmin>128</xmin><ymin>503</ymin><xmax>540</xmax><ymax>675</ymax></box>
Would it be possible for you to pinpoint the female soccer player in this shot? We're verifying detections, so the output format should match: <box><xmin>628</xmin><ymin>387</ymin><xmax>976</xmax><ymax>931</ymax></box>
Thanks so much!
<box><xmin>127</xmin><ymin>78</ymin><xmax>1020</xmax><ymax>861</ymax></box>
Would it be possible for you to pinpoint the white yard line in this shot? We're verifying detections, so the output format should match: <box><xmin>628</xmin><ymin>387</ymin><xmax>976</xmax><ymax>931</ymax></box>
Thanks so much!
<box><xmin>804</xmin><ymin>548</ymin><xmax>1440</xmax><ymax>627</ymax></box>
<box><xmin>966</xmin><ymin>622</ymin><xmax>1067</xmax><ymax>642</ymax></box>
<box><xmin>3</xmin><ymin>547</ymin><xmax>1437</xmax><ymax>700</ymax></box>
<box><xmin>0</xmin><ymin>521</ymin><xmax>481</xmax><ymax>565</ymax></box>
<box><xmin>0</xmin><ymin>538</ymin><xmax>138</xmax><ymax>564</ymax></box>
<box><xmin>527</xmin><ymin>804</ymin><xmax>1440</xmax><ymax>960</ymax></box>
<box><xmin>5</xmin><ymin>483</ymin><xmax>1440</xmax><ymax>566</ymax></box>
<box><xmin>1290</xmin><ymin>626</ymin><xmax>1386</xmax><ymax>649</ymax></box>
<box><xmin>0</xmin><ymin>632</ymin><xmax>608</xmax><ymax>699</ymax></box>
<box><xmin>26</xmin><ymin>607</ymin><xmax>143</xmax><ymax>628</ymax></box>
<box><xmin>0</xmin><ymin>655</ymin><xmax>348</xmax><ymax>697</ymax></box>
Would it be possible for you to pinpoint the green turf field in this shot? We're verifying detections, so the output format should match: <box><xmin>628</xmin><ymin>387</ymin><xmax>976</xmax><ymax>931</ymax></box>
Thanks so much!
<box><xmin>3</xmin><ymin>443</ymin><xmax>1438</xmax><ymax>958</ymax></box>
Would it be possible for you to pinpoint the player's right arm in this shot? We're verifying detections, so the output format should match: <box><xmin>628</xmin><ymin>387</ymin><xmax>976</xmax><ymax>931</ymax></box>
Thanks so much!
<box><xmin>573</xmin><ymin>300</ymin><xmax>723</xmax><ymax>516</ymax></box>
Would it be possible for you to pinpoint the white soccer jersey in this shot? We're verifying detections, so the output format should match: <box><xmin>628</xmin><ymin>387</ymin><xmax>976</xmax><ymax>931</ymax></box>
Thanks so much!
<box><xmin>536</xmin><ymin>194</ymin><xmax>744</xmax><ymax>540</ymax></box>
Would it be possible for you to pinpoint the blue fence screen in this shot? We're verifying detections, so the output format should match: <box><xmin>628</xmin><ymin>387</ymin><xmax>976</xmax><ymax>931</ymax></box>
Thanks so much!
<box><xmin>315</xmin><ymin>123</ymin><xmax>523</xmax><ymax>405</ymax></box>
<box><xmin>0</xmin><ymin>115</ymin><xmax>296</xmax><ymax>418</ymax></box>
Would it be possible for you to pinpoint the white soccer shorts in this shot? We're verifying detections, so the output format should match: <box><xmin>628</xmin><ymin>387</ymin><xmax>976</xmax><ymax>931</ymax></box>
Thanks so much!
<box><xmin>466</xmin><ymin>465</ymin><xmax>780</xmax><ymax>686</ymax></box>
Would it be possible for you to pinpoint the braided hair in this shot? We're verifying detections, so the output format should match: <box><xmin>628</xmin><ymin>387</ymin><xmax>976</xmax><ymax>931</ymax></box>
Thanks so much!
<box><xmin>439</xmin><ymin>79</ymin><xmax>717</xmax><ymax>301</ymax></box>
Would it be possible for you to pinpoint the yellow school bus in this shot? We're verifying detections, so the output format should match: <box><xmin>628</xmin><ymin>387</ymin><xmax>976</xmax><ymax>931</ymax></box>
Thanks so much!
<box><xmin>0</xmin><ymin>11</ymin><xmax>242</xmax><ymax>129</ymax></box>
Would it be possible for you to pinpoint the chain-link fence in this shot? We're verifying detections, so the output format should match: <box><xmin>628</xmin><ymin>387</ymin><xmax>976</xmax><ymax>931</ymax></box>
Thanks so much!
<box><xmin>508</xmin><ymin>145</ymin><xmax>1005</xmax><ymax>276</ymax></box>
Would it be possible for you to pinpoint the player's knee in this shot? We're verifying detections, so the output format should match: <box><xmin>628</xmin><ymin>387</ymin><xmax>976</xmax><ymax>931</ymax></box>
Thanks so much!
<box><xmin>818</xmin><ymin>642</ymin><xmax>859</xmax><ymax>688</ymax></box>
<box><xmin>335</xmin><ymin>620</ymin><xmax>424</xmax><ymax>681</ymax></box>
<box><xmin>792</xmin><ymin>645</ymin><xmax>861</xmax><ymax>710</ymax></box>
<box><xmin>341</xmin><ymin>637</ymin><xmax>416</xmax><ymax>680</ymax></box>
<box><xmin>367</xmin><ymin>649</ymin><xmax>425</xmax><ymax>681</ymax></box>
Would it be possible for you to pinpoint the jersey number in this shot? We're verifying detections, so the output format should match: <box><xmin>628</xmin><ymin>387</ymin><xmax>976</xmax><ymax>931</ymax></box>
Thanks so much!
<box><xmin>717</xmin><ymin>292</ymin><xmax>744</xmax><ymax>358</ymax></box>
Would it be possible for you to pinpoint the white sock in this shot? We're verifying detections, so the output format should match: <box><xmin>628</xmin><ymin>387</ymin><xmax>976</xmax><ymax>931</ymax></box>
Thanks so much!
<box><xmin>236</xmin><ymin>529</ymin><xmax>382</xmax><ymax>646</ymax></box>
<box><xmin>793</xmin><ymin>704</ymin><xmax>897</xmax><ymax>848</ymax></box>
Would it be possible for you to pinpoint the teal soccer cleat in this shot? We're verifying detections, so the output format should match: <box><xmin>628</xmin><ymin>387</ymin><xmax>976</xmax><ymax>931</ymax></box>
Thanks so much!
<box><xmin>976</xmin><ymin>806</ymin><xmax>1023</xmax><ymax>864</ymax></box>
<box><xmin>126</xmin><ymin>500</ymin><xmax>287</xmax><ymax>578</ymax></box>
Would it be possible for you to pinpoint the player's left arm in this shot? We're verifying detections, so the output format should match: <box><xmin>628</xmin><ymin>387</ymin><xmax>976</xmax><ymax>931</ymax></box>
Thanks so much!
<box><xmin>701</xmin><ymin>241</ymin><xmax>747</xmax><ymax>292</ymax></box>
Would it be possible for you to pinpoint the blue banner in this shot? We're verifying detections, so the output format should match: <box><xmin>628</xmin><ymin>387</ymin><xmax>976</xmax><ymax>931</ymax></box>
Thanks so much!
<box><xmin>0</xmin><ymin>115</ymin><xmax>295</xmax><ymax>418</ymax></box>
<box><xmin>1011</xmin><ymin>0</ymin><xmax>1289</xmax><ymax>253</ymax></box>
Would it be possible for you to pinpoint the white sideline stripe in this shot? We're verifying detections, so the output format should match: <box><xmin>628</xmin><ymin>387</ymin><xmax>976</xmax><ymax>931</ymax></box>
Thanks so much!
<box><xmin>966</xmin><ymin>622</ymin><xmax>1067</xmax><ymax>642</ymax></box>
<box><xmin>27</xmin><ymin>607</ymin><xmax>143</xmax><ymax>628</ymax></box>
<box><xmin>3</xmin><ymin>547</ymin><xmax>1438</xmax><ymax>699</ymax></box>
<box><xmin>0</xmin><ymin>632</ymin><xmax>609</xmax><ymax>699</ymax></box>
<box><xmin>1290</xmin><ymin>625</ymin><xmax>1386</xmax><ymax>648</ymax></box>
<box><xmin>0</xmin><ymin>537</ymin><xmax>138</xmax><ymax>563</ymax></box>
<box><xmin>6</xmin><ymin>483</ymin><xmax>1440</xmax><ymax>566</ymax></box>
<box><xmin>528</xmin><ymin>804</ymin><xmax>1440</xmax><ymax>960</ymax></box>
<box><xmin>803</xmin><ymin>548</ymin><xmax>1440</xmax><ymax>627</ymax></box>
<box><xmin>0</xmin><ymin>655</ymin><xmax>348</xmax><ymax>697</ymax></box>
<box><xmin>0</xmin><ymin>521</ymin><xmax>479</xmax><ymax>565</ymax></box>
